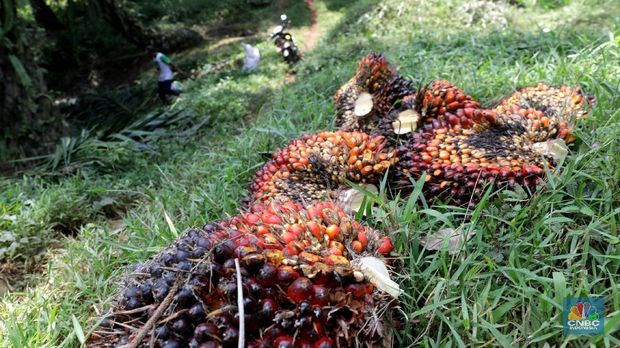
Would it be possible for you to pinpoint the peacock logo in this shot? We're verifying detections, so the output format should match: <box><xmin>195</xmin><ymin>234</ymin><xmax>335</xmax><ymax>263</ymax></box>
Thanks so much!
<box><xmin>568</xmin><ymin>301</ymin><xmax>599</xmax><ymax>321</ymax></box>
<box><xmin>563</xmin><ymin>297</ymin><xmax>604</xmax><ymax>335</ymax></box>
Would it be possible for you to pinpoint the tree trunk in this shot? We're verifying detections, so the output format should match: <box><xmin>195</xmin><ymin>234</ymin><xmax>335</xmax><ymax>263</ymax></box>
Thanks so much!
<box><xmin>93</xmin><ymin>0</ymin><xmax>202</xmax><ymax>51</ymax></box>
<box><xmin>0</xmin><ymin>0</ymin><xmax>64</xmax><ymax>167</ymax></box>
<box><xmin>29</xmin><ymin>0</ymin><xmax>65</xmax><ymax>32</ymax></box>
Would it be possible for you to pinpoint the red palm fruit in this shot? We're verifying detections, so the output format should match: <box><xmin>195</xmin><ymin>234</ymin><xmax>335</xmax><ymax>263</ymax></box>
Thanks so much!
<box><xmin>254</xmin><ymin>225</ymin><xmax>269</xmax><ymax>235</ymax></box>
<box><xmin>274</xmin><ymin>336</ymin><xmax>295</xmax><ymax>348</ymax></box>
<box><xmin>329</xmin><ymin>241</ymin><xmax>345</xmax><ymax>255</ymax></box>
<box><xmin>377</xmin><ymin>237</ymin><xmax>393</xmax><ymax>255</ymax></box>
<box><xmin>287</xmin><ymin>277</ymin><xmax>314</xmax><ymax>303</ymax></box>
<box><xmin>281</xmin><ymin>231</ymin><xmax>296</xmax><ymax>244</ymax></box>
<box><xmin>194</xmin><ymin>323</ymin><xmax>219</xmax><ymax>342</ymax></box>
<box><xmin>325</xmin><ymin>225</ymin><xmax>340</xmax><ymax>240</ymax></box>
<box><xmin>289</xmin><ymin>223</ymin><xmax>304</xmax><ymax>235</ymax></box>
<box><xmin>257</xmin><ymin>263</ymin><xmax>278</xmax><ymax>286</ymax></box>
<box><xmin>260</xmin><ymin>298</ymin><xmax>278</xmax><ymax>319</ymax></box>
<box><xmin>306</xmin><ymin>221</ymin><xmax>321</xmax><ymax>238</ymax></box>
<box><xmin>263</xmin><ymin>214</ymin><xmax>282</xmax><ymax>225</ymax></box>
<box><xmin>88</xmin><ymin>200</ymin><xmax>397</xmax><ymax>348</ymax></box>
<box><xmin>277</xmin><ymin>265</ymin><xmax>300</xmax><ymax>284</ymax></box>
<box><xmin>346</xmin><ymin>283</ymin><xmax>367</xmax><ymax>299</ymax></box>
<box><xmin>246</xmin><ymin>213</ymin><xmax>260</xmax><ymax>224</ymax></box>
<box><xmin>313</xmin><ymin>337</ymin><xmax>335</xmax><ymax>348</ymax></box>
<box><xmin>312</xmin><ymin>285</ymin><xmax>329</xmax><ymax>306</ymax></box>
<box><xmin>245</xmin><ymin>131</ymin><xmax>397</xmax><ymax>206</ymax></box>
<box><xmin>357</xmin><ymin>231</ymin><xmax>369</xmax><ymax>249</ymax></box>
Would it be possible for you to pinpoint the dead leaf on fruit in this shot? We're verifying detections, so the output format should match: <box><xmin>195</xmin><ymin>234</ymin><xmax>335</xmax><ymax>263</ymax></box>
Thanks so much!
<box><xmin>337</xmin><ymin>184</ymin><xmax>378</xmax><ymax>214</ymax></box>
<box><xmin>532</xmin><ymin>138</ymin><xmax>568</xmax><ymax>162</ymax></box>
<box><xmin>420</xmin><ymin>228</ymin><xmax>475</xmax><ymax>255</ymax></box>
<box><xmin>353</xmin><ymin>256</ymin><xmax>401</xmax><ymax>298</ymax></box>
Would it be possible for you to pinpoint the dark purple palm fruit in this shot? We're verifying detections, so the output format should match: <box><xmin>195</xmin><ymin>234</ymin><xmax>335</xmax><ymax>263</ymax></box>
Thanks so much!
<box><xmin>87</xmin><ymin>200</ymin><xmax>399</xmax><ymax>347</ymax></box>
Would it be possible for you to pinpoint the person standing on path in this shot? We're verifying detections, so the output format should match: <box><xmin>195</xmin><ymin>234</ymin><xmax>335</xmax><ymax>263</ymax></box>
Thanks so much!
<box><xmin>147</xmin><ymin>46</ymin><xmax>185</xmax><ymax>103</ymax></box>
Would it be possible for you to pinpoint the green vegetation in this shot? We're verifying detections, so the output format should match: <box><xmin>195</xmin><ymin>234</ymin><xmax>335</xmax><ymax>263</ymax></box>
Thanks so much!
<box><xmin>1</xmin><ymin>0</ymin><xmax>619</xmax><ymax>346</ymax></box>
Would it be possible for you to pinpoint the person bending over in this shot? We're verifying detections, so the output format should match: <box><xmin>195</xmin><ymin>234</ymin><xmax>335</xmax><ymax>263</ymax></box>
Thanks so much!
<box><xmin>147</xmin><ymin>46</ymin><xmax>185</xmax><ymax>103</ymax></box>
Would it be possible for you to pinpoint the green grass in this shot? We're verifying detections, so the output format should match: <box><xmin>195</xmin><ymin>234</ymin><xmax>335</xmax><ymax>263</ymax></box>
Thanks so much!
<box><xmin>1</xmin><ymin>0</ymin><xmax>619</xmax><ymax>346</ymax></box>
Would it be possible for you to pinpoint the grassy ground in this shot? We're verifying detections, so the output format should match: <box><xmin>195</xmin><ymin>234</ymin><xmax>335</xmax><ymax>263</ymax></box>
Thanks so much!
<box><xmin>1</xmin><ymin>0</ymin><xmax>619</xmax><ymax>346</ymax></box>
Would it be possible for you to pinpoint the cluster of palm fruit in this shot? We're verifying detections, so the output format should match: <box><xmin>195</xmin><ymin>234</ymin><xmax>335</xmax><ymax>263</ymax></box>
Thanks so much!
<box><xmin>393</xmin><ymin>83</ymin><xmax>593</xmax><ymax>203</ymax></box>
<box><xmin>332</xmin><ymin>53</ymin><xmax>594</xmax><ymax>204</ymax></box>
<box><xmin>88</xmin><ymin>200</ymin><xmax>396</xmax><ymax>348</ymax></box>
<box><xmin>493</xmin><ymin>83</ymin><xmax>594</xmax><ymax>143</ymax></box>
<box><xmin>334</xmin><ymin>53</ymin><xmax>414</xmax><ymax>133</ymax></box>
<box><xmin>89</xmin><ymin>52</ymin><xmax>594</xmax><ymax>348</ymax></box>
<box><xmin>246</xmin><ymin>131</ymin><xmax>397</xmax><ymax>205</ymax></box>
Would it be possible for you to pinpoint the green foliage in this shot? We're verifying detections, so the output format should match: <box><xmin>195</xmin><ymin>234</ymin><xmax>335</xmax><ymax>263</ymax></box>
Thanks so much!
<box><xmin>7</xmin><ymin>54</ymin><xmax>32</xmax><ymax>88</ymax></box>
<box><xmin>0</xmin><ymin>175</ymin><xmax>137</xmax><ymax>267</ymax></box>
<box><xmin>1</xmin><ymin>0</ymin><xmax>619</xmax><ymax>346</ymax></box>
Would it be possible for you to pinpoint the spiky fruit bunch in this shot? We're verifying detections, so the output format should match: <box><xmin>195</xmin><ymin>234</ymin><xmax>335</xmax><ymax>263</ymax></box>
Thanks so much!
<box><xmin>88</xmin><ymin>200</ymin><xmax>397</xmax><ymax>348</ymax></box>
<box><xmin>493</xmin><ymin>83</ymin><xmax>595</xmax><ymax>143</ymax></box>
<box><xmin>246</xmin><ymin>131</ymin><xmax>397</xmax><ymax>205</ymax></box>
<box><xmin>370</xmin><ymin>81</ymin><xmax>497</xmax><ymax>143</ymax></box>
<box><xmin>392</xmin><ymin>120</ymin><xmax>549</xmax><ymax>204</ymax></box>
<box><xmin>392</xmin><ymin>83</ymin><xmax>594</xmax><ymax>205</ymax></box>
<box><xmin>332</xmin><ymin>55</ymin><xmax>495</xmax><ymax>142</ymax></box>
<box><xmin>334</xmin><ymin>53</ymin><xmax>413</xmax><ymax>132</ymax></box>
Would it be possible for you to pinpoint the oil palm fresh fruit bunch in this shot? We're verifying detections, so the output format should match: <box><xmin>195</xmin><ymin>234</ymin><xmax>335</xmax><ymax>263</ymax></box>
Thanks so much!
<box><xmin>246</xmin><ymin>131</ymin><xmax>397</xmax><ymax>208</ymax></box>
<box><xmin>372</xmin><ymin>80</ymin><xmax>497</xmax><ymax>143</ymax></box>
<box><xmin>88</xmin><ymin>200</ymin><xmax>399</xmax><ymax>348</ymax></box>
<box><xmin>493</xmin><ymin>82</ymin><xmax>595</xmax><ymax>143</ymax></box>
<box><xmin>392</xmin><ymin>83</ymin><xmax>594</xmax><ymax>205</ymax></box>
<box><xmin>332</xmin><ymin>55</ymin><xmax>595</xmax><ymax>205</ymax></box>
<box><xmin>334</xmin><ymin>53</ymin><xmax>413</xmax><ymax>133</ymax></box>
<box><xmin>334</xmin><ymin>54</ymin><xmax>493</xmax><ymax>143</ymax></box>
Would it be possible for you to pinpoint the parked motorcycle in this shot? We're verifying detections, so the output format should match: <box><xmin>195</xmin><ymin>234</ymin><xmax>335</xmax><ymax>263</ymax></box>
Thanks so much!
<box><xmin>271</xmin><ymin>14</ymin><xmax>300</xmax><ymax>65</ymax></box>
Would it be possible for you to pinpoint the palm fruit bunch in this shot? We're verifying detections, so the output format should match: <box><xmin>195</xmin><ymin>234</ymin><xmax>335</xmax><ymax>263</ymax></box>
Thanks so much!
<box><xmin>493</xmin><ymin>82</ymin><xmax>595</xmax><ymax>143</ymax></box>
<box><xmin>331</xmin><ymin>54</ymin><xmax>595</xmax><ymax>205</ymax></box>
<box><xmin>333</xmin><ymin>53</ymin><xmax>413</xmax><ymax>133</ymax></box>
<box><xmin>392</xmin><ymin>116</ymin><xmax>548</xmax><ymax>204</ymax></box>
<box><xmin>333</xmin><ymin>54</ymin><xmax>494</xmax><ymax>143</ymax></box>
<box><xmin>391</xmin><ymin>83</ymin><xmax>593</xmax><ymax>205</ymax></box>
<box><xmin>373</xmin><ymin>80</ymin><xmax>497</xmax><ymax>143</ymax></box>
<box><xmin>246</xmin><ymin>131</ymin><xmax>397</xmax><ymax>205</ymax></box>
<box><xmin>88</xmin><ymin>200</ymin><xmax>398</xmax><ymax>348</ymax></box>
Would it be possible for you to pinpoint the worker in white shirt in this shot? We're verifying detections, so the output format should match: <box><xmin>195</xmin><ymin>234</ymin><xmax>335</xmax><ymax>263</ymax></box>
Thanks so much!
<box><xmin>147</xmin><ymin>46</ymin><xmax>185</xmax><ymax>103</ymax></box>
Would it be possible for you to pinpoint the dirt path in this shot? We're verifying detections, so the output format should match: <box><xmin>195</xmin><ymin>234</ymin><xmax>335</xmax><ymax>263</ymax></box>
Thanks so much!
<box><xmin>284</xmin><ymin>0</ymin><xmax>319</xmax><ymax>83</ymax></box>
<box><xmin>304</xmin><ymin>0</ymin><xmax>319</xmax><ymax>51</ymax></box>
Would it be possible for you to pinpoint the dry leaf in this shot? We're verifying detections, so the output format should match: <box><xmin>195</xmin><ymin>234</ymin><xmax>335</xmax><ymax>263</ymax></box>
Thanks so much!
<box><xmin>353</xmin><ymin>257</ymin><xmax>401</xmax><ymax>298</ymax></box>
<box><xmin>420</xmin><ymin>228</ymin><xmax>475</xmax><ymax>255</ymax></box>
<box><xmin>532</xmin><ymin>138</ymin><xmax>568</xmax><ymax>162</ymax></box>
<box><xmin>337</xmin><ymin>184</ymin><xmax>378</xmax><ymax>214</ymax></box>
